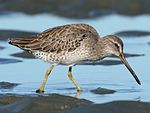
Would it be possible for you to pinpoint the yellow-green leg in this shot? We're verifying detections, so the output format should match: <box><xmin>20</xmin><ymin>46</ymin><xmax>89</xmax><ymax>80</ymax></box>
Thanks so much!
<box><xmin>36</xmin><ymin>64</ymin><xmax>55</xmax><ymax>93</ymax></box>
<box><xmin>68</xmin><ymin>66</ymin><xmax>82</xmax><ymax>92</ymax></box>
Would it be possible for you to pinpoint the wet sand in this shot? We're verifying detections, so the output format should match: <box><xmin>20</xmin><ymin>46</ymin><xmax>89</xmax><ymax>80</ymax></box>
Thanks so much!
<box><xmin>0</xmin><ymin>82</ymin><xmax>149</xmax><ymax>113</ymax></box>
<box><xmin>0</xmin><ymin>81</ymin><xmax>149</xmax><ymax>113</ymax></box>
<box><xmin>0</xmin><ymin>94</ymin><xmax>150</xmax><ymax>113</ymax></box>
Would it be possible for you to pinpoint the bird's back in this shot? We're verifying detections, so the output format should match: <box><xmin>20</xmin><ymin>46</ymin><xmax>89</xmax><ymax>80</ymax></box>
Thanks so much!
<box><xmin>9</xmin><ymin>24</ymin><xmax>100</xmax><ymax>65</ymax></box>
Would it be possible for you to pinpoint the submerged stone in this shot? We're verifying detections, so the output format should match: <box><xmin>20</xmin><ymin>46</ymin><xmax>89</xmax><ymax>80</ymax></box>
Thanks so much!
<box><xmin>115</xmin><ymin>30</ymin><xmax>150</xmax><ymax>37</ymax></box>
<box><xmin>91</xmin><ymin>87</ymin><xmax>116</xmax><ymax>94</ymax></box>
<box><xmin>0</xmin><ymin>82</ymin><xmax>19</xmax><ymax>89</ymax></box>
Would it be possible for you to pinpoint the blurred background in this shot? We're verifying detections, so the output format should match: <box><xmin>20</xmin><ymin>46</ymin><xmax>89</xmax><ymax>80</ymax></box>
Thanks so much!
<box><xmin>0</xmin><ymin>0</ymin><xmax>150</xmax><ymax>103</ymax></box>
<box><xmin>1</xmin><ymin>0</ymin><xmax>150</xmax><ymax>18</ymax></box>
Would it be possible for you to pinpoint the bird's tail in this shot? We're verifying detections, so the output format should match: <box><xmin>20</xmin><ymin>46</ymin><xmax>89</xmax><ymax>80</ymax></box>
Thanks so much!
<box><xmin>8</xmin><ymin>36</ymin><xmax>36</xmax><ymax>51</ymax></box>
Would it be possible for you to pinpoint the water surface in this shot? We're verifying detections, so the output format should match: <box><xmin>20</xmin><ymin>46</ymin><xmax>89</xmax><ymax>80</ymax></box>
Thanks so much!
<box><xmin>0</xmin><ymin>13</ymin><xmax>150</xmax><ymax>103</ymax></box>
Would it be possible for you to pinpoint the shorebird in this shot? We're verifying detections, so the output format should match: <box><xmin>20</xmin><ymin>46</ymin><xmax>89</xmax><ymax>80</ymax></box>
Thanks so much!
<box><xmin>8</xmin><ymin>24</ymin><xmax>141</xmax><ymax>93</ymax></box>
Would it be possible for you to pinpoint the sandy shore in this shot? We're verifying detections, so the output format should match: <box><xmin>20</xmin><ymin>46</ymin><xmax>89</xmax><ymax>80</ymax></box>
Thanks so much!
<box><xmin>0</xmin><ymin>94</ymin><xmax>149</xmax><ymax>113</ymax></box>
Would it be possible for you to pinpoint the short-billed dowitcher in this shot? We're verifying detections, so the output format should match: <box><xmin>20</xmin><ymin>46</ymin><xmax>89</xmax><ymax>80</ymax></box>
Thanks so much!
<box><xmin>8</xmin><ymin>24</ymin><xmax>141</xmax><ymax>93</ymax></box>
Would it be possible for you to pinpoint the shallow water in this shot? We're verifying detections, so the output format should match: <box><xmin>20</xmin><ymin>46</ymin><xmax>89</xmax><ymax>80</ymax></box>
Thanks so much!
<box><xmin>0</xmin><ymin>13</ymin><xmax>150</xmax><ymax>103</ymax></box>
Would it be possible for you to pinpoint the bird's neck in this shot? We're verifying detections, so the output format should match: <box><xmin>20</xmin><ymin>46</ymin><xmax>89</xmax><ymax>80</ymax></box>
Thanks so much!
<box><xmin>97</xmin><ymin>38</ymin><xmax>111</xmax><ymax>59</ymax></box>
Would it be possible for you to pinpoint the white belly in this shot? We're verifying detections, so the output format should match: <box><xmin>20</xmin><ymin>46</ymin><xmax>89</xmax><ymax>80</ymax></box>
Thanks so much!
<box><xmin>32</xmin><ymin>46</ymin><xmax>98</xmax><ymax>65</ymax></box>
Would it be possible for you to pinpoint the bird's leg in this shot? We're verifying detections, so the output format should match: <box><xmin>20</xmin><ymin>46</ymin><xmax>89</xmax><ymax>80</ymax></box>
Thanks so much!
<box><xmin>67</xmin><ymin>66</ymin><xmax>82</xmax><ymax>92</ymax></box>
<box><xmin>36</xmin><ymin>64</ymin><xmax>55</xmax><ymax>93</ymax></box>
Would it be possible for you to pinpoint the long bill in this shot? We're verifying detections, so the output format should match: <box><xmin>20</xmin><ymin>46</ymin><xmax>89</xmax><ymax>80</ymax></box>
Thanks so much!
<box><xmin>119</xmin><ymin>53</ymin><xmax>141</xmax><ymax>85</ymax></box>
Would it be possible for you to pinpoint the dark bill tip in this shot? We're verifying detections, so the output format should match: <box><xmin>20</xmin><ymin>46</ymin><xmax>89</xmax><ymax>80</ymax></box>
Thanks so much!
<box><xmin>119</xmin><ymin>53</ymin><xmax>141</xmax><ymax>85</ymax></box>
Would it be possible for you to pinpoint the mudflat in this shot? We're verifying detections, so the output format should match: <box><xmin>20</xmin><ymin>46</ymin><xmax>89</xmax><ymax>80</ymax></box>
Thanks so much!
<box><xmin>0</xmin><ymin>94</ymin><xmax>150</xmax><ymax>113</ymax></box>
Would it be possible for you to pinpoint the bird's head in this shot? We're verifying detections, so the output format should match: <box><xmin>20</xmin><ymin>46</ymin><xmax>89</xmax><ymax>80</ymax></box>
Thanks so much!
<box><xmin>102</xmin><ymin>35</ymin><xmax>141</xmax><ymax>85</ymax></box>
<box><xmin>102</xmin><ymin>35</ymin><xmax>123</xmax><ymax>57</ymax></box>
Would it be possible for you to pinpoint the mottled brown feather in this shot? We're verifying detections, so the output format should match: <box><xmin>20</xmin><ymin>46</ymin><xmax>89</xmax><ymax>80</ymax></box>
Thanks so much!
<box><xmin>9</xmin><ymin>24</ymin><xmax>100</xmax><ymax>54</ymax></box>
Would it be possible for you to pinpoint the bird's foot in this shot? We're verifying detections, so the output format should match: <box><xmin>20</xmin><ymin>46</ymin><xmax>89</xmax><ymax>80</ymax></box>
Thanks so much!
<box><xmin>36</xmin><ymin>88</ymin><xmax>44</xmax><ymax>93</ymax></box>
<box><xmin>77</xmin><ymin>88</ymin><xmax>83</xmax><ymax>92</ymax></box>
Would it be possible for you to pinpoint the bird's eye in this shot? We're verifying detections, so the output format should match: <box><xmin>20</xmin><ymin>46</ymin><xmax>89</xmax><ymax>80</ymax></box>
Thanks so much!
<box><xmin>114</xmin><ymin>43</ymin><xmax>119</xmax><ymax>48</ymax></box>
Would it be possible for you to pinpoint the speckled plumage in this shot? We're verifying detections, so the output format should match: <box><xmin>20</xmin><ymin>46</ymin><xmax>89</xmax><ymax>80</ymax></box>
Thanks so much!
<box><xmin>9</xmin><ymin>24</ymin><xmax>104</xmax><ymax>65</ymax></box>
<box><xmin>8</xmin><ymin>24</ymin><xmax>141</xmax><ymax>93</ymax></box>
